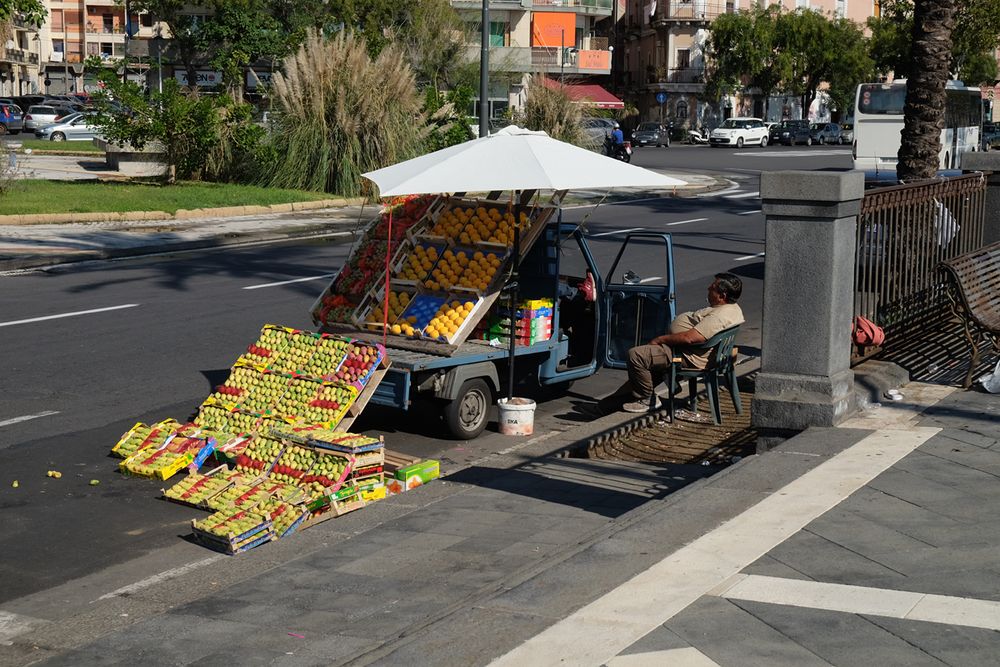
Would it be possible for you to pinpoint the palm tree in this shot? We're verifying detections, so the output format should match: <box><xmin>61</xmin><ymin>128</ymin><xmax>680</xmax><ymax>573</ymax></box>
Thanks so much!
<box><xmin>896</xmin><ymin>0</ymin><xmax>957</xmax><ymax>182</ymax></box>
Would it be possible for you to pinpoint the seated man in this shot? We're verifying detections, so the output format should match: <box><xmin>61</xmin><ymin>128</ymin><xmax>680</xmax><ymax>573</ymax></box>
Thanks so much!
<box><xmin>621</xmin><ymin>272</ymin><xmax>744</xmax><ymax>413</ymax></box>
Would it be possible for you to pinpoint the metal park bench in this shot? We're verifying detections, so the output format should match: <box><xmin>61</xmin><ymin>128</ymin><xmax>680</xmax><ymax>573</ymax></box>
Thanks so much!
<box><xmin>938</xmin><ymin>241</ymin><xmax>1000</xmax><ymax>388</ymax></box>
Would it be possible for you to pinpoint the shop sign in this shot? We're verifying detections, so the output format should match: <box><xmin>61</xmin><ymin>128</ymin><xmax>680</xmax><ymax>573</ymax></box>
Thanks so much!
<box><xmin>173</xmin><ymin>70</ymin><xmax>222</xmax><ymax>86</ymax></box>
<box><xmin>246</xmin><ymin>70</ymin><xmax>273</xmax><ymax>89</ymax></box>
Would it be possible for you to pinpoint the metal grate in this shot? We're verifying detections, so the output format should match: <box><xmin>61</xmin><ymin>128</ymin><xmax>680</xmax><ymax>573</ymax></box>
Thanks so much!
<box><xmin>854</xmin><ymin>173</ymin><xmax>986</xmax><ymax>353</ymax></box>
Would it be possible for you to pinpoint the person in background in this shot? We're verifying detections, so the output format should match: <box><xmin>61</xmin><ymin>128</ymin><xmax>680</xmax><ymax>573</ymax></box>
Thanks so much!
<box><xmin>620</xmin><ymin>272</ymin><xmax>744</xmax><ymax>413</ymax></box>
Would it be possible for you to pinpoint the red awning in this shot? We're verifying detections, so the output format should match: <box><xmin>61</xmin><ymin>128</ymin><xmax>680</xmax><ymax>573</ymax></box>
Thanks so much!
<box><xmin>539</xmin><ymin>79</ymin><xmax>625</xmax><ymax>109</ymax></box>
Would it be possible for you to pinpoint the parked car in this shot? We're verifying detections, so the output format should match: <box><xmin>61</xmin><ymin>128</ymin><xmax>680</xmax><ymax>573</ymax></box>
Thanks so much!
<box><xmin>768</xmin><ymin>119</ymin><xmax>812</xmax><ymax>146</ymax></box>
<box><xmin>0</xmin><ymin>102</ymin><xmax>23</xmax><ymax>135</ymax></box>
<box><xmin>982</xmin><ymin>122</ymin><xmax>1000</xmax><ymax>150</ymax></box>
<box><xmin>34</xmin><ymin>112</ymin><xmax>101</xmax><ymax>141</ymax></box>
<box><xmin>24</xmin><ymin>104</ymin><xmax>78</xmax><ymax>131</ymax></box>
<box><xmin>839</xmin><ymin>122</ymin><xmax>854</xmax><ymax>144</ymax></box>
<box><xmin>709</xmin><ymin>117</ymin><xmax>769</xmax><ymax>148</ymax></box>
<box><xmin>631</xmin><ymin>122</ymin><xmax>670</xmax><ymax>147</ymax></box>
<box><xmin>809</xmin><ymin>122</ymin><xmax>843</xmax><ymax>145</ymax></box>
<box><xmin>582</xmin><ymin>117</ymin><xmax>616</xmax><ymax>145</ymax></box>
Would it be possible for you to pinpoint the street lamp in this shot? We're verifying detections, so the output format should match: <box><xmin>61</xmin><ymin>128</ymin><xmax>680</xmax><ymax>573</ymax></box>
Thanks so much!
<box><xmin>152</xmin><ymin>35</ymin><xmax>164</xmax><ymax>95</ymax></box>
<box><xmin>479</xmin><ymin>0</ymin><xmax>489</xmax><ymax>138</ymax></box>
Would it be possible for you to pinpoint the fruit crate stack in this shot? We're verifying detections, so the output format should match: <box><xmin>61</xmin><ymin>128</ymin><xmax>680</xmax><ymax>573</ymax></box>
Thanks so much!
<box><xmin>191</xmin><ymin>509</ymin><xmax>274</xmax><ymax>555</ymax></box>
<box><xmin>474</xmin><ymin>298</ymin><xmax>555</xmax><ymax>347</ymax></box>
<box><xmin>110</xmin><ymin>419</ymin><xmax>181</xmax><ymax>459</ymax></box>
<box><xmin>312</xmin><ymin>194</ymin><xmax>442</xmax><ymax>328</ymax></box>
<box><xmin>120</xmin><ymin>427</ymin><xmax>217</xmax><ymax>481</ymax></box>
<box><xmin>346</xmin><ymin>196</ymin><xmax>557</xmax><ymax>349</ymax></box>
<box><xmin>162</xmin><ymin>465</ymin><xmax>245</xmax><ymax>509</ymax></box>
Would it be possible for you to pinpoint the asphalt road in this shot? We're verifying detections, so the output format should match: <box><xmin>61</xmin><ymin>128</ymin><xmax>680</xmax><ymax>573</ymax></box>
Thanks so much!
<box><xmin>0</xmin><ymin>145</ymin><xmax>853</xmax><ymax>603</ymax></box>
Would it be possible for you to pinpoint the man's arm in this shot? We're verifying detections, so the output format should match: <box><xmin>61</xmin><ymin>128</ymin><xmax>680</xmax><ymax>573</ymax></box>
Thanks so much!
<box><xmin>650</xmin><ymin>328</ymin><xmax>705</xmax><ymax>347</ymax></box>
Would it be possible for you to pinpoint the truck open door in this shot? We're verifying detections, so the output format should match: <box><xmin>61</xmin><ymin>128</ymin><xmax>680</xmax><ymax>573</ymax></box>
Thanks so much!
<box><xmin>600</xmin><ymin>233</ymin><xmax>676</xmax><ymax>370</ymax></box>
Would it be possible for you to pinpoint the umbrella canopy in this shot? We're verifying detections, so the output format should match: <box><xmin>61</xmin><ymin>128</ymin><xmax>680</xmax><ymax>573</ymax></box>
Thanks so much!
<box><xmin>362</xmin><ymin>126</ymin><xmax>687</xmax><ymax>196</ymax></box>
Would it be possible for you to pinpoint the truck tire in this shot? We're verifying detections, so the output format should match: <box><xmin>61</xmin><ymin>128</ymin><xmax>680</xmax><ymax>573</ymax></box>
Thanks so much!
<box><xmin>444</xmin><ymin>378</ymin><xmax>491</xmax><ymax>439</ymax></box>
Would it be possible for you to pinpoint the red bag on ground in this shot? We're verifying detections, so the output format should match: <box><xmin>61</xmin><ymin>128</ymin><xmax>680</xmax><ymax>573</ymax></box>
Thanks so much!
<box><xmin>852</xmin><ymin>315</ymin><xmax>885</xmax><ymax>346</ymax></box>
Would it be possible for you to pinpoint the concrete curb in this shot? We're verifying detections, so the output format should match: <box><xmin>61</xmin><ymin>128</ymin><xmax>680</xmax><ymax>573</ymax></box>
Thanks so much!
<box><xmin>0</xmin><ymin>197</ymin><xmax>367</xmax><ymax>226</ymax></box>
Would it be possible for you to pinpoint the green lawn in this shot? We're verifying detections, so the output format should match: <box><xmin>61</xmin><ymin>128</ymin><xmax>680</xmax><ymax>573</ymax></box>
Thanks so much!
<box><xmin>0</xmin><ymin>181</ymin><xmax>330</xmax><ymax>216</ymax></box>
<box><xmin>8</xmin><ymin>138</ymin><xmax>104</xmax><ymax>153</ymax></box>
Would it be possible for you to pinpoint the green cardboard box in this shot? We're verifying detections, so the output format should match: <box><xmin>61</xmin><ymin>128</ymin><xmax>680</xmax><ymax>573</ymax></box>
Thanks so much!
<box><xmin>394</xmin><ymin>459</ymin><xmax>440</xmax><ymax>491</ymax></box>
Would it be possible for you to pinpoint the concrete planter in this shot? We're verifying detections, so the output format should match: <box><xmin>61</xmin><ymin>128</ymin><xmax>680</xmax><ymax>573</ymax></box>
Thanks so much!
<box><xmin>95</xmin><ymin>138</ymin><xmax>168</xmax><ymax>178</ymax></box>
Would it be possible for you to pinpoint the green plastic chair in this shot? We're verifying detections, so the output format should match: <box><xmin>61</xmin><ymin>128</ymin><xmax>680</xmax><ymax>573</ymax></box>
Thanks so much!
<box><xmin>668</xmin><ymin>325</ymin><xmax>742</xmax><ymax>425</ymax></box>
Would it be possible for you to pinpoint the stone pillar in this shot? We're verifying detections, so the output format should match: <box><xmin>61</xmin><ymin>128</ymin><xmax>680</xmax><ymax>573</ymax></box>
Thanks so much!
<box><xmin>752</xmin><ymin>170</ymin><xmax>865</xmax><ymax>445</ymax></box>
<box><xmin>961</xmin><ymin>152</ymin><xmax>1000</xmax><ymax>245</ymax></box>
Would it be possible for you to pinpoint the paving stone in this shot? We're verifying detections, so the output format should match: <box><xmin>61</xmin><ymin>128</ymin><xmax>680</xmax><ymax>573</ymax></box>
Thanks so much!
<box><xmin>770</xmin><ymin>427</ymin><xmax>872</xmax><ymax>458</ymax></box>
<box><xmin>665</xmin><ymin>596</ymin><xmax>832</xmax><ymax>666</ymax></box>
<box><xmin>893</xmin><ymin>449</ymin><xmax>1000</xmax><ymax>494</ymax></box>
<box><xmin>730</xmin><ymin>599</ymin><xmax>948</xmax><ymax>667</ymax></box>
<box><xmin>618</xmin><ymin>624</ymin><xmax>691</xmax><ymax>656</ymax></box>
<box><xmin>867</xmin><ymin>467</ymin><xmax>1000</xmax><ymax>519</ymax></box>
<box><xmin>332</xmin><ymin>596</ymin><xmax>454</xmax><ymax>642</ymax></box>
<box><xmin>864</xmin><ymin>615</ymin><xmax>1000</xmax><ymax>666</ymax></box>
<box><xmin>928</xmin><ymin>429</ymin><xmax>1000</xmax><ymax>451</ymax></box>
<box><xmin>835</xmin><ymin>487</ymin><xmax>968</xmax><ymax>547</ymax></box>
<box><xmin>804</xmin><ymin>505</ymin><xmax>939</xmax><ymax>557</ymax></box>
<box><xmin>741</xmin><ymin>554</ymin><xmax>813</xmax><ymax>581</ymax></box>
<box><xmin>273</xmin><ymin>634</ymin><xmax>374</xmax><ymax>666</ymax></box>
<box><xmin>763</xmin><ymin>530</ymin><xmax>908</xmax><ymax>588</ymax></box>
<box><xmin>709</xmin><ymin>450</ymin><xmax>838</xmax><ymax>494</ymax></box>
<box><xmin>371</xmin><ymin>606</ymin><xmax>555</xmax><ymax>667</ymax></box>
<box><xmin>189</xmin><ymin>647</ymin><xmax>289</xmax><ymax>667</ymax></box>
<box><xmin>917</xmin><ymin>436</ymin><xmax>1000</xmax><ymax>475</ymax></box>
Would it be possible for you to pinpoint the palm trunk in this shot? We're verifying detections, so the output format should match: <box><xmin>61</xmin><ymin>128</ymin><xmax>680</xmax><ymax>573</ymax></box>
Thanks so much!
<box><xmin>897</xmin><ymin>0</ymin><xmax>956</xmax><ymax>182</ymax></box>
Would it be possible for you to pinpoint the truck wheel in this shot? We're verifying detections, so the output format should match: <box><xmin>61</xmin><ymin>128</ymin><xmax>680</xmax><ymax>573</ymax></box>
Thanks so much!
<box><xmin>444</xmin><ymin>378</ymin><xmax>491</xmax><ymax>439</ymax></box>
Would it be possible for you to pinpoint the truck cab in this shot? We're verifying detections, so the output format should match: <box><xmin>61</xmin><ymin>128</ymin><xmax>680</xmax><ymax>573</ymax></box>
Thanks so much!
<box><xmin>365</xmin><ymin>219</ymin><xmax>676</xmax><ymax>439</ymax></box>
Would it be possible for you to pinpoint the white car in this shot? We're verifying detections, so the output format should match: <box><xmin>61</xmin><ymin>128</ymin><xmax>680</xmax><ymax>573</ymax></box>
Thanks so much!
<box><xmin>710</xmin><ymin>117</ymin><xmax>769</xmax><ymax>148</ymax></box>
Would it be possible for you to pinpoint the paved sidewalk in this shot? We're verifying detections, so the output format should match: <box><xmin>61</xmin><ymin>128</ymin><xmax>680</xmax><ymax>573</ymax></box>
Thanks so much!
<box><xmin>3</xmin><ymin>380</ymin><xmax>998</xmax><ymax>666</ymax></box>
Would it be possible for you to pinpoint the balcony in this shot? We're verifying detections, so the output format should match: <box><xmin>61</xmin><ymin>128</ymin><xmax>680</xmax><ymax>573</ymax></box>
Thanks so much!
<box><xmin>86</xmin><ymin>22</ymin><xmax>126</xmax><ymax>37</ymax></box>
<box><xmin>653</xmin><ymin>0</ymin><xmax>735</xmax><ymax>25</ymax></box>
<box><xmin>531</xmin><ymin>0</ymin><xmax>613</xmax><ymax>16</ymax></box>
<box><xmin>645</xmin><ymin>67</ymin><xmax>706</xmax><ymax>93</ymax></box>
<box><xmin>0</xmin><ymin>48</ymin><xmax>40</xmax><ymax>65</ymax></box>
<box><xmin>462</xmin><ymin>45</ymin><xmax>612</xmax><ymax>75</ymax></box>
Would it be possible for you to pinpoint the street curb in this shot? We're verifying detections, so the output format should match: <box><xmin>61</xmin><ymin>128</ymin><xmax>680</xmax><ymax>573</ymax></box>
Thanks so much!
<box><xmin>0</xmin><ymin>197</ymin><xmax>367</xmax><ymax>226</ymax></box>
<box><xmin>0</xmin><ymin>225</ymin><xmax>363</xmax><ymax>272</ymax></box>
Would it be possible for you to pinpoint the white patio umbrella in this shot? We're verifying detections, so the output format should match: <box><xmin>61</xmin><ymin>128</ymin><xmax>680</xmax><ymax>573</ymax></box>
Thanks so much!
<box><xmin>362</xmin><ymin>125</ymin><xmax>687</xmax><ymax>196</ymax></box>
<box><xmin>362</xmin><ymin>126</ymin><xmax>687</xmax><ymax>402</ymax></box>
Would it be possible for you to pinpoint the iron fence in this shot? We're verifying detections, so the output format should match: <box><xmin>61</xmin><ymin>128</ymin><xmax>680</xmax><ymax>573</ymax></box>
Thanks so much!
<box><xmin>855</xmin><ymin>173</ymin><xmax>986</xmax><ymax>344</ymax></box>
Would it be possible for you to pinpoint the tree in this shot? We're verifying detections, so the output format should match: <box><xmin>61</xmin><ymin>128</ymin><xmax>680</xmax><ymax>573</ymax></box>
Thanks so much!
<box><xmin>0</xmin><ymin>0</ymin><xmax>46</xmax><ymax>26</ymax></box>
<box><xmin>897</xmin><ymin>0</ymin><xmax>957</xmax><ymax>182</ymax></box>
<box><xmin>192</xmin><ymin>0</ymin><xmax>285</xmax><ymax>99</ymax></box>
<box><xmin>704</xmin><ymin>7</ymin><xmax>782</xmax><ymax>117</ymax></box>
<box><xmin>868</xmin><ymin>0</ymin><xmax>1000</xmax><ymax>84</ymax></box>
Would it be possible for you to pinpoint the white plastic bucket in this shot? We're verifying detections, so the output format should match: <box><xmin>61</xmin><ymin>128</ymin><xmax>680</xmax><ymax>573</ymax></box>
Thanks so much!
<box><xmin>497</xmin><ymin>397</ymin><xmax>536</xmax><ymax>436</ymax></box>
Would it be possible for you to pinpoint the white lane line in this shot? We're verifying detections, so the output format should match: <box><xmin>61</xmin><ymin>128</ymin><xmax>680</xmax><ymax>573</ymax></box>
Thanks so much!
<box><xmin>608</xmin><ymin>647</ymin><xmax>721</xmax><ymax>667</ymax></box>
<box><xmin>0</xmin><ymin>610</ymin><xmax>48</xmax><ymax>643</ymax></box>
<box><xmin>0</xmin><ymin>411</ymin><xmax>60</xmax><ymax>428</ymax></box>
<box><xmin>715</xmin><ymin>574</ymin><xmax>1000</xmax><ymax>631</ymax></box>
<box><xmin>0</xmin><ymin>304</ymin><xmax>139</xmax><ymax>328</ymax></box>
<box><xmin>243</xmin><ymin>273</ymin><xmax>336</xmax><ymax>290</ymax></box>
<box><xmin>724</xmin><ymin>191</ymin><xmax>760</xmax><ymax>199</ymax></box>
<box><xmin>736</xmin><ymin>209</ymin><xmax>763</xmax><ymax>216</ymax></box>
<box><xmin>666</xmin><ymin>217</ymin><xmax>708</xmax><ymax>226</ymax></box>
<box><xmin>638</xmin><ymin>276</ymin><xmax>663</xmax><ymax>284</ymax></box>
<box><xmin>489</xmin><ymin>427</ymin><xmax>939</xmax><ymax>667</ymax></box>
<box><xmin>735</xmin><ymin>252</ymin><xmax>765</xmax><ymax>261</ymax></box>
<box><xmin>96</xmin><ymin>555</ymin><xmax>224</xmax><ymax>601</ymax></box>
<box><xmin>695</xmin><ymin>183</ymin><xmax>742</xmax><ymax>198</ymax></box>
<box><xmin>588</xmin><ymin>227</ymin><xmax>647</xmax><ymax>238</ymax></box>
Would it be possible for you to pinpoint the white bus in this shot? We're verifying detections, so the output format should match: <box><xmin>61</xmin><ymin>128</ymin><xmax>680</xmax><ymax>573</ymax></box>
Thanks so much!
<box><xmin>852</xmin><ymin>80</ymin><xmax>982</xmax><ymax>175</ymax></box>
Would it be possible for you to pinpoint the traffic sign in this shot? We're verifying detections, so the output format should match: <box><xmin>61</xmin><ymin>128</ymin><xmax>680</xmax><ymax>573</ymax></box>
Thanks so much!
<box><xmin>656</xmin><ymin>92</ymin><xmax>668</xmax><ymax>105</ymax></box>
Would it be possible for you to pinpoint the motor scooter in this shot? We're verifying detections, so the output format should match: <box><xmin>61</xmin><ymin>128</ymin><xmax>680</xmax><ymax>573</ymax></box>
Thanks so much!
<box><xmin>605</xmin><ymin>137</ymin><xmax>632</xmax><ymax>163</ymax></box>
<box><xmin>686</xmin><ymin>128</ymin><xmax>709</xmax><ymax>145</ymax></box>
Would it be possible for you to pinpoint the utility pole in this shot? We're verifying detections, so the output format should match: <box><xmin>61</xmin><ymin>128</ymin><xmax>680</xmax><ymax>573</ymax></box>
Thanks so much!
<box><xmin>479</xmin><ymin>0</ymin><xmax>489</xmax><ymax>138</ymax></box>
<box><xmin>560</xmin><ymin>29</ymin><xmax>565</xmax><ymax>84</ymax></box>
<box><xmin>122</xmin><ymin>0</ymin><xmax>130</xmax><ymax>84</ymax></box>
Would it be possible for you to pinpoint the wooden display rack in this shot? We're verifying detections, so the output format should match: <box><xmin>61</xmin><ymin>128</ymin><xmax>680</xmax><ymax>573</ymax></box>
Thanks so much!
<box><xmin>335</xmin><ymin>356</ymin><xmax>391</xmax><ymax>432</ymax></box>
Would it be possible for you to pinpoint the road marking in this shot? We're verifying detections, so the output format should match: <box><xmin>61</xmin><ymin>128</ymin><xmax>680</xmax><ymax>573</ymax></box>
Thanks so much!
<box><xmin>0</xmin><ymin>411</ymin><xmax>59</xmax><ymax>428</ymax></box>
<box><xmin>694</xmin><ymin>184</ymin><xmax>741</xmax><ymax>198</ymax></box>
<box><xmin>724</xmin><ymin>191</ymin><xmax>760</xmax><ymax>199</ymax></box>
<box><xmin>666</xmin><ymin>217</ymin><xmax>708</xmax><ymax>226</ymax></box>
<box><xmin>0</xmin><ymin>610</ymin><xmax>48</xmax><ymax>643</ymax></box>
<box><xmin>489</xmin><ymin>427</ymin><xmax>939</xmax><ymax>666</ymax></box>
<box><xmin>96</xmin><ymin>556</ymin><xmax>224</xmax><ymax>601</ymax></box>
<box><xmin>736</xmin><ymin>209</ymin><xmax>762</xmax><ymax>216</ymax></box>
<box><xmin>638</xmin><ymin>276</ymin><xmax>663</xmax><ymax>284</ymax></box>
<box><xmin>0</xmin><ymin>304</ymin><xmax>139</xmax><ymax>328</ymax></box>
<box><xmin>608</xmin><ymin>648</ymin><xmax>721</xmax><ymax>666</ymax></box>
<box><xmin>588</xmin><ymin>227</ymin><xmax>647</xmax><ymax>238</ymax></box>
<box><xmin>715</xmin><ymin>574</ymin><xmax>1000</xmax><ymax>631</ymax></box>
<box><xmin>242</xmin><ymin>273</ymin><xmax>336</xmax><ymax>290</ymax></box>
<box><xmin>740</xmin><ymin>149</ymin><xmax>848</xmax><ymax>157</ymax></box>
<box><xmin>735</xmin><ymin>252</ymin><xmax>765</xmax><ymax>261</ymax></box>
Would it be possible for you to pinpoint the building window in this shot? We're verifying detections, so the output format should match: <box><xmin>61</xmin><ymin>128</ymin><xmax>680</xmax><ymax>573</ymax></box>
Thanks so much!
<box><xmin>836</xmin><ymin>0</ymin><xmax>846</xmax><ymax>16</ymax></box>
<box><xmin>102</xmin><ymin>14</ymin><xmax>114</xmax><ymax>33</ymax></box>
<box><xmin>52</xmin><ymin>39</ymin><xmax>64</xmax><ymax>54</ymax></box>
<box><xmin>489</xmin><ymin>21</ymin><xmax>508</xmax><ymax>47</ymax></box>
<box><xmin>140</xmin><ymin>12</ymin><xmax>153</xmax><ymax>28</ymax></box>
<box><xmin>796</xmin><ymin>0</ymin><xmax>809</xmax><ymax>7</ymax></box>
<box><xmin>677</xmin><ymin>99</ymin><xmax>689</xmax><ymax>118</ymax></box>
<box><xmin>51</xmin><ymin>9</ymin><xmax>64</xmax><ymax>30</ymax></box>
<box><xmin>676</xmin><ymin>48</ymin><xmax>690</xmax><ymax>70</ymax></box>
<box><xmin>101</xmin><ymin>43</ymin><xmax>113</xmax><ymax>57</ymax></box>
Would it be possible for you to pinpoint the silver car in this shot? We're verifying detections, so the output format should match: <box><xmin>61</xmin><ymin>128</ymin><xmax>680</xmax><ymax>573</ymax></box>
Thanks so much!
<box><xmin>34</xmin><ymin>113</ymin><xmax>101</xmax><ymax>141</ymax></box>
<box><xmin>24</xmin><ymin>104</ymin><xmax>76</xmax><ymax>131</ymax></box>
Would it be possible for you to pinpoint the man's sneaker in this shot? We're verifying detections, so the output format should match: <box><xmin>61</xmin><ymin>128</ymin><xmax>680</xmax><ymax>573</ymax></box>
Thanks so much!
<box><xmin>622</xmin><ymin>396</ymin><xmax>662</xmax><ymax>414</ymax></box>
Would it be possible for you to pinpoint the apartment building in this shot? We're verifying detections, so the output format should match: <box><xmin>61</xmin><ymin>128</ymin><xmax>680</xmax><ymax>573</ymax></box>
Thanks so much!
<box><xmin>452</xmin><ymin>0</ymin><xmax>620</xmax><ymax>120</ymax></box>
<box><xmin>0</xmin><ymin>16</ymin><xmax>42</xmax><ymax>97</ymax></box>
<box><xmin>620</xmin><ymin>0</ymin><xmax>891</xmax><ymax>128</ymax></box>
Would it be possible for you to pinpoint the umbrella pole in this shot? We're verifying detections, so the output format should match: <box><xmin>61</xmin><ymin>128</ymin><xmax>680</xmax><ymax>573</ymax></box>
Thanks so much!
<box><xmin>382</xmin><ymin>206</ymin><xmax>393</xmax><ymax>346</ymax></box>
<box><xmin>506</xmin><ymin>195</ymin><xmax>520</xmax><ymax>402</ymax></box>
